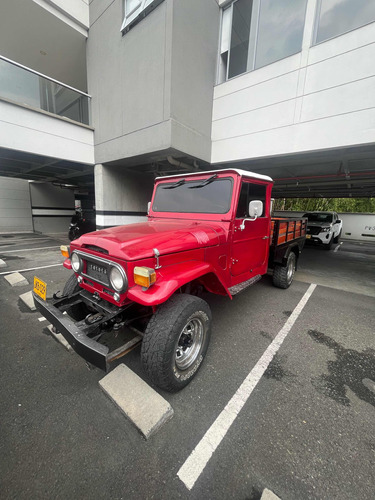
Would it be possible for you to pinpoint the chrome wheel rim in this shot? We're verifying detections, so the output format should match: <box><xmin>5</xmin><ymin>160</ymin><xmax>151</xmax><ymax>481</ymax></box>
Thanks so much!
<box><xmin>287</xmin><ymin>258</ymin><xmax>295</xmax><ymax>282</ymax></box>
<box><xmin>175</xmin><ymin>317</ymin><xmax>204</xmax><ymax>370</ymax></box>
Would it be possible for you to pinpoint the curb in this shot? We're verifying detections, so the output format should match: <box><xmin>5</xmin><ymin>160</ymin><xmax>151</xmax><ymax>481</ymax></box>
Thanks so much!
<box><xmin>99</xmin><ymin>364</ymin><xmax>174</xmax><ymax>439</ymax></box>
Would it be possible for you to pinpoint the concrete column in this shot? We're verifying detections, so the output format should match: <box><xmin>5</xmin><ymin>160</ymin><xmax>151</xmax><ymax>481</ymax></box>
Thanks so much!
<box><xmin>95</xmin><ymin>165</ymin><xmax>154</xmax><ymax>229</ymax></box>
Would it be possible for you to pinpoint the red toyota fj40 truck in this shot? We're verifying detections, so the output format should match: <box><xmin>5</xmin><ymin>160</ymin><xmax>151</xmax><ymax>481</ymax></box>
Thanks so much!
<box><xmin>33</xmin><ymin>169</ymin><xmax>306</xmax><ymax>391</ymax></box>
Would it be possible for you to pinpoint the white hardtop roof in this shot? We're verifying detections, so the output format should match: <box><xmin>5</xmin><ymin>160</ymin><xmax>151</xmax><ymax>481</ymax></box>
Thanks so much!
<box><xmin>155</xmin><ymin>168</ymin><xmax>273</xmax><ymax>183</ymax></box>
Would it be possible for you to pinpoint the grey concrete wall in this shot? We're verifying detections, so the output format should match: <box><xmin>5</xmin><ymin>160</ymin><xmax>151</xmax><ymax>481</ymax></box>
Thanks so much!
<box><xmin>30</xmin><ymin>182</ymin><xmax>75</xmax><ymax>233</ymax></box>
<box><xmin>87</xmin><ymin>0</ymin><xmax>220</xmax><ymax>165</ymax></box>
<box><xmin>0</xmin><ymin>177</ymin><xmax>33</xmax><ymax>232</ymax></box>
<box><xmin>88</xmin><ymin>0</ymin><xmax>172</xmax><ymax>165</ymax></box>
<box><xmin>170</xmin><ymin>0</ymin><xmax>220</xmax><ymax>161</ymax></box>
<box><xmin>95</xmin><ymin>165</ymin><xmax>154</xmax><ymax>228</ymax></box>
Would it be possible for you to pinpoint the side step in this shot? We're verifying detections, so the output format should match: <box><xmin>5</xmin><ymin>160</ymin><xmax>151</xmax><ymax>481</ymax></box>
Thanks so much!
<box><xmin>228</xmin><ymin>275</ymin><xmax>262</xmax><ymax>296</ymax></box>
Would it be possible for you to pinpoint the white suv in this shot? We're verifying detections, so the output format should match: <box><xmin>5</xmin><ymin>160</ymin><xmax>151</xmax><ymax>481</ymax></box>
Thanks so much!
<box><xmin>303</xmin><ymin>211</ymin><xmax>343</xmax><ymax>250</ymax></box>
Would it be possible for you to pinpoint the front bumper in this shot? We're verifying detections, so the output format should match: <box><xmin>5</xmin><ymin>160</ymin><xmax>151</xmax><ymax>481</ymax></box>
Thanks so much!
<box><xmin>33</xmin><ymin>291</ymin><xmax>139</xmax><ymax>371</ymax></box>
<box><xmin>306</xmin><ymin>233</ymin><xmax>332</xmax><ymax>245</ymax></box>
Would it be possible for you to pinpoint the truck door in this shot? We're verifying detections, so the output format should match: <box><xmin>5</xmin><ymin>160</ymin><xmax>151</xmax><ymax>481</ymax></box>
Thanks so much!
<box><xmin>231</xmin><ymin>181</ymin><xmax>270</xmax><ymax>277</ymax></box>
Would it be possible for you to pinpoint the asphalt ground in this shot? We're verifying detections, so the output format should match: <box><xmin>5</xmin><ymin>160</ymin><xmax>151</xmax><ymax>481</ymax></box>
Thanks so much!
<box><xmin>0</xmin><ymin>234</ymin><xmax>374</xmax><ymax>500</ymax></box>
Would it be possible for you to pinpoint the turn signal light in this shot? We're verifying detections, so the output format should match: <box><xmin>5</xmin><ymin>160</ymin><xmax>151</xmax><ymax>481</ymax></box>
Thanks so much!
<box><xmin>60</xmin><ymin>245</ymin><xmax>70</xmax><ymax>258</ymax></box>
<box><xmin>134</xmin><ymin>267</ymin><xmax>156</xmax><ymax>289</ymax></box>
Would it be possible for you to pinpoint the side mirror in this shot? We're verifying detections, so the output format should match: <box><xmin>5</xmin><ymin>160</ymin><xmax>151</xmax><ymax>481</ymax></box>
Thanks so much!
<box><xmin>147</xmin><ymin>202</ymin><xmax>151</xmax><ymax>215</ymax></box>
<box><xmin>240</xmin><ymin>200</ymin><xmax>263</xmax><ymax>230</ymax></box>
<box><xmin>249</xmin><ymin>200</ymin><xmax>263</xmax><ymax>218</ymax></box>
<box><xmin>336</xmin><ymin>219</ymin><xmax>341</xmax><ymax>224</ymax></box>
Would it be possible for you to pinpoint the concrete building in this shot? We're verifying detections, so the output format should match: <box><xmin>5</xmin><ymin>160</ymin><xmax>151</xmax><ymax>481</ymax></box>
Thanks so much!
<box><xmin>0</xmin><ymin>0</ymin><xmax>374</xmax><ymax>234</ymax></box>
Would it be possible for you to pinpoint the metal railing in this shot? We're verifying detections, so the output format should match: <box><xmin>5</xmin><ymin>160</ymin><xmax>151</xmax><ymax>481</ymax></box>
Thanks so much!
<box><xmin>0</xmin><ymin>55</ymin><xmax>91</xmax><ymax>126</ymax></box>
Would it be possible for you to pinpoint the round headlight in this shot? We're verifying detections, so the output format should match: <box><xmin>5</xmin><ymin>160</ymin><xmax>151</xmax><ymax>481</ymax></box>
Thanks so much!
<box><xmin>109</xmin><ymin>266</ymin><xmax>126</xmax><ymax>292</ymax></box>
<box><xmin>71</xmin><ymin>252</ymin><xmax>82</xmax><ymax>273</ymax></box>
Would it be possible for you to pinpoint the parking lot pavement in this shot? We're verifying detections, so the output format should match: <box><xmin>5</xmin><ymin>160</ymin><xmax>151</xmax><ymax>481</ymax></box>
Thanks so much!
<box><xmin>0</xmin><ymin>233</ymin><xmax>68</xmax><ymax>281</ymax></box>
<box><xmin>296</xmin><ymin>239</ymin><xmax>375</xmax><ymax>297</ymax></box>
<box><xmin>0</xmin><ymin>236</ymin><xmax>374</xmax><ymax>500</ymax></box>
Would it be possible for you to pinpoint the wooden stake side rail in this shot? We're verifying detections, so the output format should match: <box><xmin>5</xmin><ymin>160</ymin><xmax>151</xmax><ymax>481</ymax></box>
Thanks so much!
<box><xmin>270</xmin><ymin>217</ymin><xmax>307</xmax><ymax>246</ymax></box>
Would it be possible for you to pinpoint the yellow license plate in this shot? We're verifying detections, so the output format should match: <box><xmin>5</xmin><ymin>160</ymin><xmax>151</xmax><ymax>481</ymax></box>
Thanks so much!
<box><xmin>306</xmin><ymin>234</ymin><xmax>311</xmax><ymax>239</ymax></box>
<box><xmin>34</xmin><ymin>276</ymin><xmax>47</xmax><ymax>301</ymax></box>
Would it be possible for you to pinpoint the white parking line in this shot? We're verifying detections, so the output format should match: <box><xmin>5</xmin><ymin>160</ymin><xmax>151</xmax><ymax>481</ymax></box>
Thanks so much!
<box><xmin>0</xmin><ymin>263</ymin><xmax>62</xmax><ymax>275</ymax></box>
<box><xmin>0</xmin><ymin>246</ymin><xmax>60</xmax><ymax>254</ymax></box>
<box><xmin>0</xmin><ymin>237</ymin><xmax>52</xmax><ymax>244</ymax></box>
<box><xmin>177</xmin><ymin>283</ymin><xmax>317</xmax><ymax>491</ymax></box>
<box><xmin>334</xmin><ymin>242</ymin><xmax>343</xmax><ymax>253</ymax></box>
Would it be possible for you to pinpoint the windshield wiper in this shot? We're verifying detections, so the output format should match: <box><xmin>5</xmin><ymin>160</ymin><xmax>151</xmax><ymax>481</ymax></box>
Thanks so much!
<box><xmin>162</xmin><ymin>179</ymin><xmax>185</xmax><ymax>189</ymax></box>
<box><xmin>188</xmin><ymin>174</ymin><xmax>218</xmax><ymax>189</ymax></box>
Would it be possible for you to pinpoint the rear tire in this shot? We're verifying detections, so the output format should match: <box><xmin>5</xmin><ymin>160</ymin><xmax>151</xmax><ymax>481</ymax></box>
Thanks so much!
<box><xmin>141</xmin><ymin>294</ymin><xmax>211</xmax><ymax>392</ymax></box>
<box><xmin>62</xmin><ymin>274</ymin><xmax>89</xmax><ymax>321</ymax></box>
<box><xmin>273</xmin><ymin>252</ymin><xmax>296</xmax><ymax>289</ymax></box>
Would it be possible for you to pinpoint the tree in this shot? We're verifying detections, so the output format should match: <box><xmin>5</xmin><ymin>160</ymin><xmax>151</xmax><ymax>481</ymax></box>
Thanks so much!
<box><xmin>274</xmin><ymin>198</ymin><xmax>375</xmax><ymax>213</ymax></box>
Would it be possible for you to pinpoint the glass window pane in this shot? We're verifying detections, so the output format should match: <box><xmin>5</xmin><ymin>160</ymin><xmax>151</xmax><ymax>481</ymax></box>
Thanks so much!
<box><xmin>228</xmin><ymin>0</ymin><xmax>253</xmax><ymax>79</ymax></box>
<box><xmin>255</xmin><ymin>0</ymin><xmax>307</xmax><ymax>70</ymax></box>
<box><xmin>152</xmin><ymin>178</ymin><xmax>233</xmax><ymax>214</ymax></box>
<box><xmin>126</xmin><ymin>0</ymin><xmax>141</xmax><ymax>16</ymax></box>
<box><xmin>221</xmin><ymin>7</ymin><xmax>232</xmax><ymax>54</ymax></box>
<box><xmin>316</xmin><ymin>0</ymin><xmax>375</xmax><ymax>44</ymax></box>
<box><xmin>248</xmin><ymin>183</ymin><xmax>266</xmax><ymax>216</ymax></box>
<box><xmin>0</xmin><ymin>60</ymin><xmax>40</xmax><ymax>108</ymax></box>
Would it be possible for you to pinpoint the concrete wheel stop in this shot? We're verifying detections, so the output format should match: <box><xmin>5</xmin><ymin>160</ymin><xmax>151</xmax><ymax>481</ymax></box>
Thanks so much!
<box><xmin>0</xmin><ymin>259</ymin><xmax>7</xmax><ymax>268</ymax></box>
<box><xmin>4</xmin><ymin>272</ymin><xmax>29</xmax><ymax>287</ymax></box>
<box><xmin>19</xmin><ymin>290</ymin><xmax>36</xmax><ymax>311</ymax></box>
<box><xmin>99</xmin><ymin>364</ymin><xmax>174</xmax><ymax>439</ymax></box>
<box><xmin>261</xmin><ymin>489</ymin><xmax>281</xmax><ymax>500</ymax></box>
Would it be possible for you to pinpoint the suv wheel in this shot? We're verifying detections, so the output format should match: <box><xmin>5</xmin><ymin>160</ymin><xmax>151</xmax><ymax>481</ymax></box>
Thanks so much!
<box><xmin>324</xmin><ymin>234</ymin><xmax>333</xmax><ymax>250</ymax></box>
<box><xmin>273</xmin><ymin>252</ymin><xmax>296</xmax><ymax>289</ymax></box>
<box><xmin>141</xmin><ymin>294</ymin><xmax>211</xmax><ymax>392</ymax></box>
<box><xmin>333</xmin><ymin>230</ymin><xmax>342</xmax><ymax>244</ymax></box>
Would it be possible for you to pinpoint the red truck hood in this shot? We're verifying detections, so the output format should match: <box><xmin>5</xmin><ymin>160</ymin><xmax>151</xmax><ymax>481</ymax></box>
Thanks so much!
<box><xmin>74</xmin><ymin>219</ymin><xmax>223</xmax><ymax>261</ymax></box>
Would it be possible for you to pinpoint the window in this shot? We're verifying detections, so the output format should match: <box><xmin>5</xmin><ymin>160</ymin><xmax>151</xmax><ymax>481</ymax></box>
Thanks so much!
<box><xmin>219</xmin><ymin>0</ymin><xmax>308</xmax><ymax>82</ymax></box>
<box><xmin>152</xmin><ymin>178</ymin><xmax>233</xmax><ymax>214</ymax></box>
<box><xmin>236</xmin><ymin>182</ymin><xmax>266</xmax><ymax>218</ymax></box>
<box><xmin>302</xmin><ymin>213</ymin><xmax>333</xmax><ymax>223</ymax></box>
<box><xmin>121</xmin><ymin>0</ymin><xmax>165</xmax><ymax>33</ymax></box>
<box><xmin>315</xmin><ymin>0</ymin><xmax>375</xmax><ymax>44</ymax></box>
<box><xmin>228</xmin><ymin>0</ymin><xmax>253</xmax><ymax>79</ymax></box>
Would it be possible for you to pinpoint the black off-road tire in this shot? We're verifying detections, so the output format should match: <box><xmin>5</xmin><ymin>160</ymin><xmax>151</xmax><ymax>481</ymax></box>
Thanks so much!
<box><xmin>62</xmin><ymin>274</ymin><xmax>89</xmax><ymax>321</ymax></box>
<box><xmin>141</xmin><ymin>294</ymin><xmax>212</xmax><ymax>392</ymax></box>
<box><xmin>333</xmin><ymin>230</ymin><xmax>342</xmax><ymax>244</ymax></box>
<box><xmin>273</xmin><ymin>252</ymin><xmax>296</xmax><ymax>289</ymax></box>
<box><xmin>324</xmin><ymin>235</ymin><xmax>333</xmax><ymax>250</ymax></box>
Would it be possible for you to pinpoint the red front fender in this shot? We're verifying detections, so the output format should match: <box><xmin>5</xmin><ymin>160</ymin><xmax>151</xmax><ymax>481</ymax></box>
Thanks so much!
<box><xmin>127</xmin><ymin>261</ymin><xmax>231</xmax><ymax>306</ymax></box>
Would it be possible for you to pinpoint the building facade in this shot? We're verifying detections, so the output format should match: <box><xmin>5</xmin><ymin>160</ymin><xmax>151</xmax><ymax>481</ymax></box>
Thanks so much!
<box><xmin>0</xmin><ymin>0</ymin><xmax>374</xmax><ymax>233</ymax></box>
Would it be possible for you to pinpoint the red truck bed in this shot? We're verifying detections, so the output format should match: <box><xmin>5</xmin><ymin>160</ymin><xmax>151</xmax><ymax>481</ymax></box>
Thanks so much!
<box><xmin>271</xmin><ymin>217</ymin><xmax>307</xmax><ymax>246</ymax></box>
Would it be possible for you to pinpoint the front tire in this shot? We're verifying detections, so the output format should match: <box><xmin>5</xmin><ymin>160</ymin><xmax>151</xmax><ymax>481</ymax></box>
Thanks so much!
<box><xmin>333</xmin><ymin>230</ymin><xmax>341</xmax><ymax>244</ymax></box>
<box><xmin>141</xmin><ymin>294</ymin><xmax>212</xmax><ymax>392</ymax></box>
<box><xmin>324</xmin><ymin>234</ymin><xmax>333</xmax><ymax>250</ymax></box>
<box><xmin>273</xmin><ymin>252</ymin><xmax>296</xmax><ymax>289</ymax></box>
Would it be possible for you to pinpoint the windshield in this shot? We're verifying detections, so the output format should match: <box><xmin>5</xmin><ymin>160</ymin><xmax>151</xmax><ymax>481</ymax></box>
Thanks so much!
<box><xmin>152</xmin><ymin>177</ymin><xmax>233</xmax><ymax>214</ymax></box>
<box><xmin>303</xmin><ymin>212</ymin><xmax>333</xmax><ymax>223</ymax></box>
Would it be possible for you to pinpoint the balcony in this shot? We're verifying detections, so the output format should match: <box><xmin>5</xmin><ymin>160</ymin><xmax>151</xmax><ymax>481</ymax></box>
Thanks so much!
<box><xmin>0</xmin><ymin>55</ymin><xmax>90</xmax><ymax>126</ymax></box>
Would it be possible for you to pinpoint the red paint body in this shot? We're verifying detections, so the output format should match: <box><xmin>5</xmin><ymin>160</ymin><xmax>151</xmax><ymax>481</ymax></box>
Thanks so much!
<box><xmin>69</xmin><ymin>170</ymin><xmax>305</xmax><ymax>307</ymax></box>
